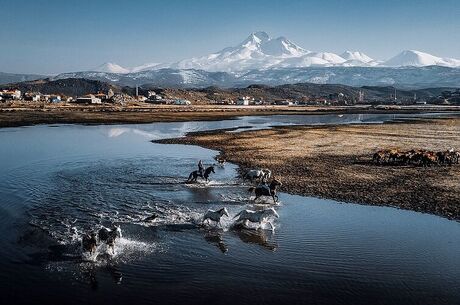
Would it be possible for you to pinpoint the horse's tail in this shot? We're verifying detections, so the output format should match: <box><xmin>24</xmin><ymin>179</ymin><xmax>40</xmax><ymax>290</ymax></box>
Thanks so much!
<box><xmin>233</xmin><ymin>210</ymin><xmax>243</xmax><ymax>219</ymax></box>
<box><xmin>247</xmin><ymin>187</ymin><xmax>255</xmax><ymax>193</ymax></box>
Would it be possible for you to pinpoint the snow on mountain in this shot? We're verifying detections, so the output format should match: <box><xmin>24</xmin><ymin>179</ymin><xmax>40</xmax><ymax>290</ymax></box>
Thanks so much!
<box><xmin>166</xmin><ymin>31</ymin><xmax>310</xmax><ymax>72</ymax></box>
<box><xmin>304</xmin><ymin>52</ymin><xmax>346</xmax><ymax>64</ymax></box>
<box><xmin>92</xmin><ymin>62</ymin><xmax>130</xmax><ymax>74</ymax></box>
<box><xmin>130</xmin><ymin>62</ymin><xmax>162</xmax><ymax>73</ymax></box>
<box><xmin>444</xmin><ymin>57</ymin><xmax>460</xmax><ymax>67</ymax></box>
<box><xmin>260</xmin><ymin>36</ymin><xmax>308</xmax><ymax>57</ymax></box>
<box><xmin>88</xmin><ymin>33</ymin><xmax>460</xmax><ymax>75</ymax></box>
<box><xmin>277</xmin><ymin>55</ymin><xmax>330</xmax><ymax>68</ymax></box>
<box><xmin>383</xmin><ymin>50</ymin><xmax>455</xmax><ymax>67</ymax></box>
<box><xmin>340</xmin><ymin>51</ymin><xmax>373</xmax><ymax>63</ymax></box>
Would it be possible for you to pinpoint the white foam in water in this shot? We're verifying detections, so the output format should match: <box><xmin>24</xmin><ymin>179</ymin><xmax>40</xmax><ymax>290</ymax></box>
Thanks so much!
<box><xmin>81</xmin><ymin>237</ymin><xmax>159</xmax><ymax>265</ymax></box>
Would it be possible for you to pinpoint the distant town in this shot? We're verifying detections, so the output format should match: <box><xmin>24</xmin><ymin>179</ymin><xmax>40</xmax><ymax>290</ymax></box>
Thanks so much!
<box><xmin>1</xmin><ymin>84</ymin><xmax>459</xmax><ymax>107</ymax></box>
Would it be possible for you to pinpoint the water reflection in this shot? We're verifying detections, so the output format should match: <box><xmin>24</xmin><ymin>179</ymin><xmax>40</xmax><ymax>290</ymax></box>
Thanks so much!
<box><xmin>232</xmin><ymin>227</ymin><xmax>278</xmax><ymax>251</ymax></box>
<box><xmin>204</xmin><ymin>231</ymin><xmax>228</xmax><ymax>253</ymax></box>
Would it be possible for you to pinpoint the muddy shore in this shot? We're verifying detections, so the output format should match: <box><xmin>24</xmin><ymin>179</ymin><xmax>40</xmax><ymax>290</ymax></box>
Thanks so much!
<box><xmin>1</xmin><ymin>104</ymin><xmax>459</xmax><ymax>128</ymax></box>
<box><xmin>158</xmin><ymin>118</ymin><xmax>460</xmax><ymax>220</ymax></box>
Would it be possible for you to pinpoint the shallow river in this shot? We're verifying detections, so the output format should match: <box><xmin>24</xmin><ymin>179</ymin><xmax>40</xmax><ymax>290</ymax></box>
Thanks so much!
<box><xmin>0</xmin><ymin>113</ymin><xmax>459</xmax><ymax>305</ymax></box>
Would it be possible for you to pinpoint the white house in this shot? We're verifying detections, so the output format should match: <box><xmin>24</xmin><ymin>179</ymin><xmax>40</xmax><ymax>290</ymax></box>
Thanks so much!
<box><xmin>49</xmin><ymin>95</ymin><xmax>61</xmax><ymax>103</ymax></box>
<box><xmin>75</xmin><ymin>95</ymin><xmax>102</xmax><ymax>104</ymax></box>
<box><xmin>24</xmin><ymin>92</ymin><xmax>41</xmax><ymax>102</ymax></box>
<box><xmin>0</xmin><ymin>89</ymin><xmax>21</xmax><ymax>100</ymax></box>
<box><xmin>174</xmin><ymin>99</ymin><xmax>191</xmax><ymax>105</ymax></box>
<box><xmin>237</xmin><ymin>96</ymin><xmax>252</xmax><ymax>106</ymax></box>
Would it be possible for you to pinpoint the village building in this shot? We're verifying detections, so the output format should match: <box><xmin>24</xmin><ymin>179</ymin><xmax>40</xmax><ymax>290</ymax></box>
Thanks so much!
<box><xmin>174</xmin><ymin>99</ymin><xmax>191</xmax><ymax>105</ymax></box>
<box><xmin>75</xmin><ymin>94</ymin><xmax>102</xmax><ymax>104</ymax></box>
<box><xmin>24</xmin><ymin>92</ymin><xmax>41</xmax><ymax>102</ymax></box>
<box><xmin>0</xmin><ymin>89</ymin><xmax>21</xmax><ymax>100</ymax></box>
<box><xmin>236</xmin><ymin>96</ymin><xmax>252</xmax><ymax>106</ymax></box>
<box><xmin>49</xmin><ymin>95</ymin><xmax>62</xmax><ymax>103</ymax></box>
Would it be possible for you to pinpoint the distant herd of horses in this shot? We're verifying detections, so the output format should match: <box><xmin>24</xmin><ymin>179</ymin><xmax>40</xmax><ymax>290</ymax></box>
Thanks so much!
<box><xmin>372</xmin><ymin>148</ymin><xmax>460</xmax><ymax>167</ymax></box>
<box><xmin>82</xmin><ymin>157</ymin><xmax>282</xmax><ymax>257</ymax></box>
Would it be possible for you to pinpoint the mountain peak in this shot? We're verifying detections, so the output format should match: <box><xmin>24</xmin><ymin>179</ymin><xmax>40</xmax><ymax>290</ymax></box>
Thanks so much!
<box><xmin>251</xmin><ymin>31</ymin><xmax>270</xmax><ymax>43</ymax></box>
<box><xmin>93</xmin><ymin>62</ymin><xmax>130</xmax><ymax>74</ymax></box>
<box><xmin>340</xmin><ymin>51</ymin><xmax>373</xmax><ymax>63</ymax></box>
<box><xmin>384</xmin><ymin>50</ymin><xmax>448</xmax><ymax>67</ymax></box>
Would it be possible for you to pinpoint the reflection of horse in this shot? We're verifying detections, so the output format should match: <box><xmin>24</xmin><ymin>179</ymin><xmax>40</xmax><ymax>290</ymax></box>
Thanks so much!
<box><xmin>204</xmin><ymin>231</ymin><xmax>228</xmax><ymax>253</ymax></box>
<box><xmin>233</xmin><ymin>228</ymin><xmax>277</xmax><ymax>251</ymax></box>
<box><xmin>187</xmin><ymin>166</ymin><xmax>215</xmax><ymax>183</ymax></box>
<box><xmin>233</xmin><ymin>208</ymin><xmax>279</xmax><ymax>230</ymax></box>
<box><xmin>98</xmin><ymin>226</ymin><xmax>122</xmax><ymax>254</ymax></box>
<box><xmin>248</xmin><ymin>179</ymin><xmax>282</xmax><ymax>203</ymax></box>
<box><xmin>82</xmin><ymin>232</ymin><xmax>97</xmax><ymax>254</ymax></box>
<box><xmin>203</xmin><ymin>207</ymin><xmax>229</xmax><ymax>226</ymax></box>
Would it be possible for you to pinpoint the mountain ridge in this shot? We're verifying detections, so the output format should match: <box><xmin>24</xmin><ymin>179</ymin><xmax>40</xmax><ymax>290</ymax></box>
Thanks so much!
<box><xmin>90</xmin><ymin>32</ymin><xmax>460</xmax><ymax>73</ymax></box>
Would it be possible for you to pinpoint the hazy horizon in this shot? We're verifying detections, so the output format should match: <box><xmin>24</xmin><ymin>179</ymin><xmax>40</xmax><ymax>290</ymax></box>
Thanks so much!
<box><xmin>1</xmin><ymin>0</ymin><xmax>459</xmax><ymax>74</ymax></box>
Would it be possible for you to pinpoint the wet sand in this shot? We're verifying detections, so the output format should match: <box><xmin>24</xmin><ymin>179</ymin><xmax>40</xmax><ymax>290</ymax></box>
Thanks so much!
<box><xmin>159</xmin><ymin>118</ymin><xmax>460</xmax><ymax>220</ymax></box>
<box><xmin>1</xmin><ymin>103</ymin><xmax>459</xmax><ymax>128</ymax></box>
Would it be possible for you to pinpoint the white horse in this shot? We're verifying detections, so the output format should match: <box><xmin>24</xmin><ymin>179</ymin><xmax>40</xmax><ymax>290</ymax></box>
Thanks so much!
<box><xmin>245</xmin><ymin>169</ymin><xmax>265</xmax><ymax>182</ymax></box>
<box><xmin>203</xmin><ymin>207</ymin><xmax>229</xmax><ymax>226</ymax></box>
<box><xmin>233</xmin><ymin>208</ymin><xmax>279</xmax><ymax>230</ymax></box>
<box><xmin>261</xmin><ymin>169</ymin><xmax>272</xmax><ymax>181</ymax></box>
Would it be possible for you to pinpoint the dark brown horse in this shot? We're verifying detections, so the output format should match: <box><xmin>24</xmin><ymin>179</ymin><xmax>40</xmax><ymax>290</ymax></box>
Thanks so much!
<box><xmin>187</xmin><ymin>166</ymin><xmax>215</xmax><ymax>183</ymax></box>
<box><xmin>248</xmin><ymin>179</ymin><xmax>282</xmax><ymax>203</ymax></box>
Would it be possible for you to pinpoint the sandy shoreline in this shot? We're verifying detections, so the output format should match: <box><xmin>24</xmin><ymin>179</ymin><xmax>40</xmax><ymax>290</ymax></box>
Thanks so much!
<box><xmin>1</xmin><ymin>104</ymin><xmax>459</xmax><ymax>128</ymax></box>
<box><xmin>158</xmin><ymin>118</ymin><xmax>460</xmax><ymax>221</ymax></box>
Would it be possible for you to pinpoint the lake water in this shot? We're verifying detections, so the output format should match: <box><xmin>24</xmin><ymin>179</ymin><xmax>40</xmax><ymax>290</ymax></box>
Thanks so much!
<box><xmin>0</xmin><ymin>113</ymin><xmax>459</xmax><ymax>305</ymax></box>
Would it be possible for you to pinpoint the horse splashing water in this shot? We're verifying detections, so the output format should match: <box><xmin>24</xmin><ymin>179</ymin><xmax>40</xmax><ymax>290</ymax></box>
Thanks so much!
<box><xmin>187</xmin><ymin>166</ymin><xmax>215</xmax><ymax>183</ymax></box>
<box><xmin>202</xmin><ymin>207</ymin><xmax>229</xmax><ymax>227</ymax></box>
<box><xmin>233</xmin><ymin>208</ymin><xmax>279</xmax><ymax>230</ymax></box>
<box><xmin>248</xmin><ymin>178</ymin><xmax>282</xmax><ymax>203</ymax></box>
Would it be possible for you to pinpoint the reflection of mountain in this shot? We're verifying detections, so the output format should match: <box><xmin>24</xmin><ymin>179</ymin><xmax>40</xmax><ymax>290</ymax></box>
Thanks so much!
<box><xmin>107</xmin><ymin>127</ymin><xmax>172</xmax><ymax>140</ymax></box>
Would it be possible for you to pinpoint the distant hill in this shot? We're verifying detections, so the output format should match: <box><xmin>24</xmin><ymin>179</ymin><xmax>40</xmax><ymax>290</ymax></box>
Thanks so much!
<box><xmin>2</xmin><ymin>77</ymin><xmax>457</xmax><ymax>103</ymax></box>
<box><xmin>0</xmin><ymin>78</ymin><xmax>124</xmax><ymax>97</ymax></box>
<box><xmin>145</xmin><ymin>82</ymin><xmax>458</xmax><ymax>103</ymax></box>
<box><xmin>0</xmin><ymin>72</ymin><xmax>45</xmax><ymax>85</ymax></box>
<box><xmin>50</xmin><ymin>66</ymin><xmax>460</xmax><ymax>89</ymax></box>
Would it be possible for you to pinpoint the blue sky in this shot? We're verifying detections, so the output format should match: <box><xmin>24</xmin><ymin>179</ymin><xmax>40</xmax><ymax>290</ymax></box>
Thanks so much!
<box><xmin>1</xmin><ymin>0</ymin><xmax>459</xmax><ymax>74</ymax></box>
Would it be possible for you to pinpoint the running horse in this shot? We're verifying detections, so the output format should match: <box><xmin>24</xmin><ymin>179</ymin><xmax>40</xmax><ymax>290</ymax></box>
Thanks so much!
<box><xmin>187</xmin><ymin>166</ymin><xmax>215</xmax><ymax>183</ymax></box>
<box><xmin>248</xmin><ymin>178</ymin><xmax>282</xmax><ymax>203</ymax></box>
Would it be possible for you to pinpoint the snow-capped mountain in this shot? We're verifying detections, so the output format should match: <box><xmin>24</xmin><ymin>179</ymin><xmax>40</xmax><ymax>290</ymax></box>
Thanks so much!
<box><xmin>47</xmin><ymin>31</ymin><xmax>460</xmax><ymax>89</ymax></box>
<box><xmin>93</xmin><ymin>62</ymin><xmax>130</xmax><ymax>74</ymax></box>
<box><xmin>89</xmin><ymin>32</ymin><xmax>460</xmax><ymax>74</ymax></box>
<box><xmin>52</xmin><ymin>66</ymin><xmax>460</xmax><ymax>89</ymax></box>
<box><xmin>384</xmin><ymin>50</ymin><xmax>460</xmax><ymax>67</ymax></box>
<box><xmin>340</xmin><ymin>51</ymin><xmax>374</xmax><ymax>63</ymax></box>
<box><xmin>166</xmin><ymin>31</ymin><xmax>311</xmax><ymax>72</ymax></box>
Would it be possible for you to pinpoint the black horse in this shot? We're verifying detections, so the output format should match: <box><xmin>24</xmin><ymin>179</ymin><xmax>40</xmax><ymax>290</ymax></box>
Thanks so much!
<box><xmin>248</xmin><ymin>178</ymin><xmax>282</xmax><ymax>203</ymax></box>
<box><xmin>187</xmin><ymin>166</ymin><xmax>215</xmax><ymax>183</ymax></box>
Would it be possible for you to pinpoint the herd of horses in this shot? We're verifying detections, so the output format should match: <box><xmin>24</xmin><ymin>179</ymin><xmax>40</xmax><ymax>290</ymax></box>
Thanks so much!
<box><xmin>81</xmin><ymin>157</ymin><xmax>282</xmax><ymax>257</ymax></box>
<box><xmin>190</xmin><ymin>158</ymin><xmax>282</xmax><ymax>229</ymax></box>
<box><xmin>372</xmin><ymin>148</ymin><xmax>460</xmax><ymax>167</ymax></box>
